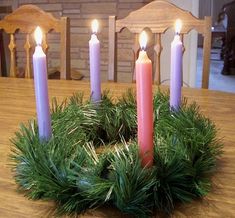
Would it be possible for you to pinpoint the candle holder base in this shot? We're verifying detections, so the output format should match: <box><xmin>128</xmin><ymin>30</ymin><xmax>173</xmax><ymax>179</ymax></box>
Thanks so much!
<box><xmin>11</xmin><ymin>89</ymin><xmax>222</xmax><ymax>217</ymax></box>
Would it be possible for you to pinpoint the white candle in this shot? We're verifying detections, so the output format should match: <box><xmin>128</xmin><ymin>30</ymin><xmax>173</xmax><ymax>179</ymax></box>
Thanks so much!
<box><xmin>33</xmin><ymin>26</ymin><xmax>52</xmax><ymax>141</ymax></box>
<box><xmin>89</xmin><ymin>19</ymin><xmax>101</xmax><ymax>102</ymax></box>
<box><xmin>170</xmin><ymin>19</ymin><xmax>183</xmax><ymax>110</ymax></box>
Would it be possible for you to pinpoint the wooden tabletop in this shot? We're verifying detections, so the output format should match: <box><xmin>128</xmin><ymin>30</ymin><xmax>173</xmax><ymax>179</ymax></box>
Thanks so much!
<box><xmin>0</xmin><ymin>77</ymin><xmax>235</xmax><ymax>217</ymax></box>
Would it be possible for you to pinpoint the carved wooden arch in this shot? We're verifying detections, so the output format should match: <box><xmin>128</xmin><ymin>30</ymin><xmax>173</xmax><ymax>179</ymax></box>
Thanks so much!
<box><xmin>0</xmin><ymin>4</ymin><xmax>61</xmax><ymax>34</ymax></box>
<box><xmin>108</xmin><ymin>0</ymin><xmax>212</xmax><ymax>88</ymax></box>
<box><xmin>0</xmin><ymin>4</ymin><xmax>70</xmax><ymax>80</ymax></box>
<box><xmin>116</xmin><ymin>0</ymin><xmax>206</xmax><ymax>35</ymax></box>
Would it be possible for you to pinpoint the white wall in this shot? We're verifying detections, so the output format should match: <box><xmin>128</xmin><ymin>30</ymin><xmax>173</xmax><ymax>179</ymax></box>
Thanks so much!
<box><xmin>161</xmin><ymin>0</ymin><xmax>199</xmax><ymax>87</ymax></box>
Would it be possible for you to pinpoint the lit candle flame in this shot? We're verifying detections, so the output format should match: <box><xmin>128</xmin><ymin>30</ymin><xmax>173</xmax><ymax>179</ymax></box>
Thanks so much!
<box><xmin>91</xmin><ymin>19</ymin><xmax>99</xmax><ymax>34</ymax></box>
<box><xmin>139</xmin><ymin>31</ymin><xmax>148</xmax><ymax>50</ymax></box>
<box><xmin>175</xmin><ymin>19</ymin><xmax>182</xmax><ymax>34</ymax></box>
<box><xmin>34</xmin><ymin>26</ymin><xmax>43</xmax><ymax>45</ymax></box>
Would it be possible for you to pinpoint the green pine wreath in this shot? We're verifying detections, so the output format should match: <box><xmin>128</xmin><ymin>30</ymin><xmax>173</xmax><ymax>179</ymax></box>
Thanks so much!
<box><xmin>10</xmin><ymin>89</ymin><xmax>222</xmax><ymax>217</ymax></box>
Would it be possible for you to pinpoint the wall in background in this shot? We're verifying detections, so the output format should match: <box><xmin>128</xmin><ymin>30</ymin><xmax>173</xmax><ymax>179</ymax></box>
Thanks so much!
<box><xmin>199</xmin><ymin>0</ymin><xmax>233</xmax><ymax>23</ymax></box>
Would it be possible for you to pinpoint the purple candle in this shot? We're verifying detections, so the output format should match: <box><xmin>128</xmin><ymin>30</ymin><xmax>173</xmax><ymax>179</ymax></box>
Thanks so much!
<box><xmin>33</xmin><ymin>26</ymin><xmax>52</xmax><ymax>140</ymax></box>
<box><xmin>89</xmin><ymin>19</ymin><xmax>101</xmax><ymax>102</ymax></box>
<box><xmin>170</xmin><ymin>19</ymin><xmax>183</xmax><ymax>110</ymax></box>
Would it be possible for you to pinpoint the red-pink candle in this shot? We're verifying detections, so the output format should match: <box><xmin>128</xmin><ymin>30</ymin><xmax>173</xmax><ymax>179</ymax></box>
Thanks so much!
<box><xmin>136</xmin><ymin>31</ymin><xmax>153</xmax><ymax>167</ymax></box>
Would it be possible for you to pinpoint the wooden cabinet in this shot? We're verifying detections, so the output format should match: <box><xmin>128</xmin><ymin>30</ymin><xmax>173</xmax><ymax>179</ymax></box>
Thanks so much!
<box><xmin>220</xmin><ymin>1</ymin><xmax>235</xmax><ymax>75</ymax></box>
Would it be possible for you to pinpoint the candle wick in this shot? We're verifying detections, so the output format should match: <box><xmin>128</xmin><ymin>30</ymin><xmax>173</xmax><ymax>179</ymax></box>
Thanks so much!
<box><xmin>176</xmin><ymin>32</ymin><xmax>180</xmax><ymax>36</ymax></box>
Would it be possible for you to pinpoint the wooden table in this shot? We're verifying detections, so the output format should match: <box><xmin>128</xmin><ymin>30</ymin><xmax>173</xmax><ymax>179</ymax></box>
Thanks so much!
<box><xmin>0</xmin><ymin>77</ymin><xmax>235</xmax><ymax>217</ymax></box>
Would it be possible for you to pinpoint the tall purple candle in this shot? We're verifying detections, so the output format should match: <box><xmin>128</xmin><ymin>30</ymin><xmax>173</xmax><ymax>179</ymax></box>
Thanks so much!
<box><xmin>170</xmin><ymin>19</ymin><xmax>183</xmax><ymax>110</ymax></box>
<box><xmin>33</xmin><ymin>26</ymin><xmax>52</xmax><ymax>140</ymax></box>
<box><xmin>89</xmin><ymin>19</ymin><xmax>101</xmax><ymax>102</ymax></box>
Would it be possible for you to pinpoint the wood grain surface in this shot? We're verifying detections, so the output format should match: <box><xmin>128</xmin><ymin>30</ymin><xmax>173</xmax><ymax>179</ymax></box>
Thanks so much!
<box><xmin>0</xmin><ymin>77</ymin><xmax>235</xmax><ymax>217</ymax></box>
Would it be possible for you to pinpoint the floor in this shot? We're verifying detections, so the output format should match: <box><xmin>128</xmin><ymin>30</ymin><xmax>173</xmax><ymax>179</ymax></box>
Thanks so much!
<box><xmin>196</xmin><ymin>48</ymin><xmax>235</xmax><ymax>93</ymax></box>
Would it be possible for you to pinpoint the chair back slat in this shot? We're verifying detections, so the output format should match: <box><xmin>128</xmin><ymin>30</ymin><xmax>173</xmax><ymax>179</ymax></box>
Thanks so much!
<box><xmin>180</xmin><ymin>34</ymin><xmax>185</xmax><ymax>86</ymax></box>
<box><xmin>180</xmin><ymin>34</ymin><xmax>186</xmax><ymax>54</ymax></box>
<box><xmin>131</xmin><ymin>33</ymin><xmax>139</xmax><ymax>82</ymax></box>
<box><xmin>8</xmin><ymin>34</ymin><xmax>16</xmax><ymax>77</ymax></box>
<box><xmin>60</xmin><ymin>17</ymin><xmax>70</xmax><ymax>80</ymax></box>
<box><xmin>202</xmin><ymin>17</ymin><xmax>212</xmax><ymax>88</ymax></box>
<box><xmin>24</xmin><ymin>34</ymin><xmax>31</xmax><ymax>78</ymax></box>
<box><xmin>108</xmin><ymin>16</ymin><xmax>116</xmax><ymax>81</ymax></box>
<box><xmin>42</xmin><ymin>34</ymin><xmax>49</xmax><ymax>53</ymax></box>
<box><xmin>154</xmin><ymin>33</ymin><xmax>162</xmax><ymax>85</ymax></box>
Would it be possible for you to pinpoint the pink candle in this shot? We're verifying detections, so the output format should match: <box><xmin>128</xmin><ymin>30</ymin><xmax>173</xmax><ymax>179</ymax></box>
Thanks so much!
<box><xmin>33</xmin><ymin>26</ymin><xmax>52</xmax><ymax>141</ymax></box>
<box><xmin>170</xmin><ymin>19</ymin><xmax>183</xmax><ymax>110</ymax></box>
<box><xmin>89</xmin><ymin>19</ymin><xmax>101</xmax><ymax>102</ymax></box>
<box><xmin>136</xmin><ymin>31</ymin><xmax>153</xmax><ymax>167</ymax></box>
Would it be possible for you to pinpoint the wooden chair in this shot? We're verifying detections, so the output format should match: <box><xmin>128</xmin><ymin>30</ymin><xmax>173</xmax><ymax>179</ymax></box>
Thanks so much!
<box><xmin>0</xmin><ymin>4</ymin><xmax>70</xmax><ymax>79</ymax></box>
<box><xmin>108</xmin><ymin>0</ymin><xmax>212</xmax><ymax>89</ymax></box>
